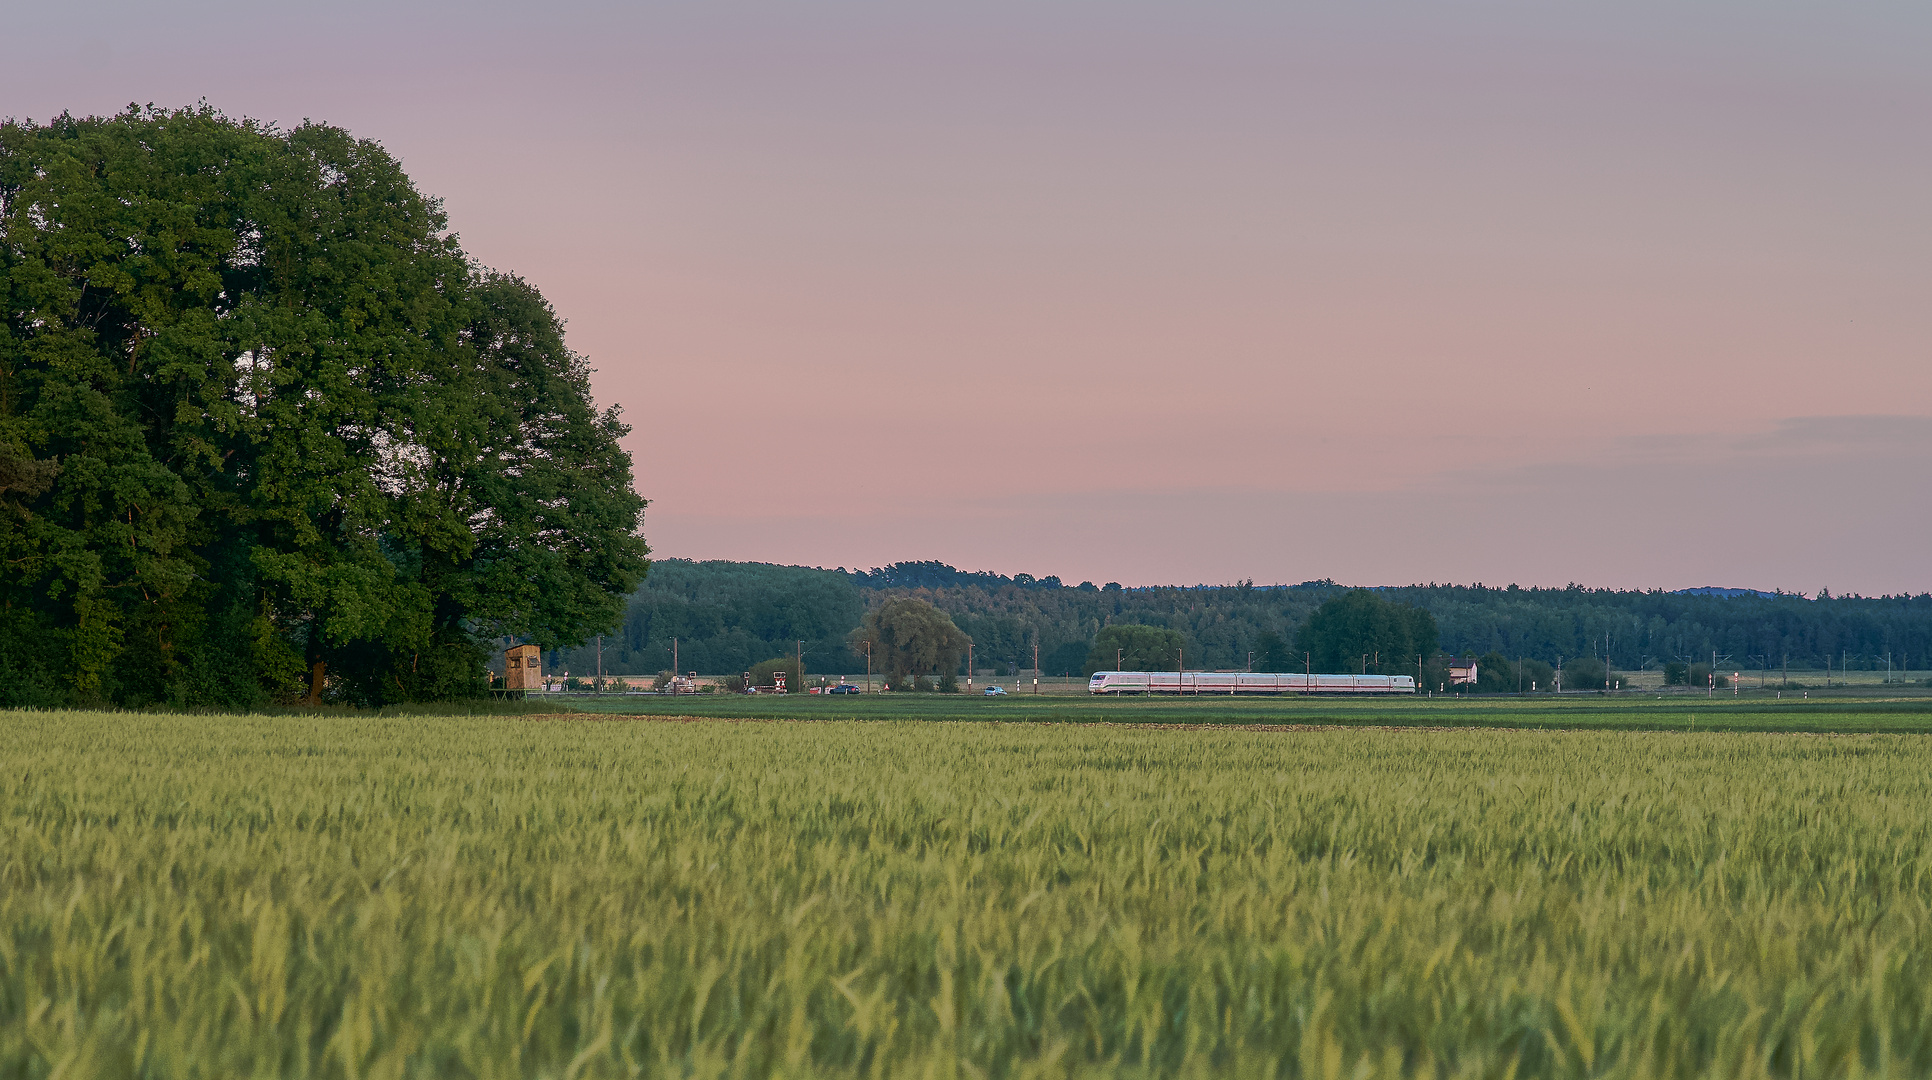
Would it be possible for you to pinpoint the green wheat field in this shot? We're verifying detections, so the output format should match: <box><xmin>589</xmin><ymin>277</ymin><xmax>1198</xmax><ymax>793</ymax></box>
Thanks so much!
<box><xmin>5</xmin><ymin>710</ymin><xmax>1930</xmax><ymax>1078</ymax></box>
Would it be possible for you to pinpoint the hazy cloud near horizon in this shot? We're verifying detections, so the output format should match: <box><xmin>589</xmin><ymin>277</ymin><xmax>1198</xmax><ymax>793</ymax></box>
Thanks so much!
<box><xmin>9</xmin><ymin>1</ymin><xmax>1928</xmax><ymax>591</ymax></box>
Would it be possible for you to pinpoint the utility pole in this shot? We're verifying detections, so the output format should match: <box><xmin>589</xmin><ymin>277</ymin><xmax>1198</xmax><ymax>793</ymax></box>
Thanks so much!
<box><xmin>864</xmin><ymin>640</ymin><xmax>873</xmax><ymax>693</ymax></box>
<box><xmin>1178</xmin><ymin>646</ymin><xmax>1185</xmax><ymax>694</ymax></box>
<box><xmin>968</xmin><ymin>643</ymin><xmax>974</xmax><ymax>687</ymax></box>
<box><xmin>1033</xmin><ymin>638</ymin><xmax>1040</xmax><ymax>694</ymax></box>
<box><xmin>1116</xmin><ymin>648</ymin><xmax>1122</xmax><ymax>671</ymax></box>
<box><xmin>1247</xmin><ymin>651</ymin><xmax>1253</xmax><ymax>673</ymax></box>
<box><xmin>596</xmin><ymin>635</ymin><xmax>603</xmax><ymax>693</ymax></box>
<box><xmin>1305</xmin><ymin>651</ymin><xmax>1312</xmax><ymax>696</ymax></box>
<box><xmin>672</xmin><ymin>638</ymin><xmax>678</xmax><ymax>679</ymax></box>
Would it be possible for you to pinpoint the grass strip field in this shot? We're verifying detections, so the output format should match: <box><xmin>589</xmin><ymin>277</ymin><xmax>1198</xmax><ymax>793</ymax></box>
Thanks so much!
<box><xmin>5</xmin><ymin>711</ymin><xmax>1931</xmax><ymax>1077</ymax></box>
<box><xmin>559</xmin><ymin>690</ymin><xmax>1932</xmax><ymax>734</ymax></box>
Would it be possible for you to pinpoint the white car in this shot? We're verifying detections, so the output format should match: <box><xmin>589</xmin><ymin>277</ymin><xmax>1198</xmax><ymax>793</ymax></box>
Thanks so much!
<box><xmin>983</xmin><ymin>685</ymin><xmax>1007</xmax><ymax>696</ymax></box>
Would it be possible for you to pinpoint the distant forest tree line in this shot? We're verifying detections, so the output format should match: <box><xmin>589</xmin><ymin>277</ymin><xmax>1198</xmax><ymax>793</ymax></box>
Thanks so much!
<box><xmin>550</xmin><ymin>560</ymin><xmax>1932</xmax><ymax>683</ymax></box>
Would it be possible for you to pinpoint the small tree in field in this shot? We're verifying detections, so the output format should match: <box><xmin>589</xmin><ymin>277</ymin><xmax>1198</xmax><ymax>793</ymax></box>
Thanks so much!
<box><xmin>749</xmin><ymin>657</ymin><xmax>804</xmax><ymax>691</ymax></box>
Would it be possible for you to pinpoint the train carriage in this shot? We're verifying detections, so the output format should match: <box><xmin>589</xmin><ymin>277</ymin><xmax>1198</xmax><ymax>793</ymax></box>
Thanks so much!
<box><xmin>1089</xmin><ymin>671</ymin><xmax>1415</xmax><ymax>694</ymax></box>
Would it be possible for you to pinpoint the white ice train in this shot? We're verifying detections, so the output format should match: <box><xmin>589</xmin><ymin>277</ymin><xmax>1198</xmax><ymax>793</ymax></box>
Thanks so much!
<box><xmin>1089</xmin><ymin>671</ymin><xmax>1416</xmax><ymax>694</ymax></box>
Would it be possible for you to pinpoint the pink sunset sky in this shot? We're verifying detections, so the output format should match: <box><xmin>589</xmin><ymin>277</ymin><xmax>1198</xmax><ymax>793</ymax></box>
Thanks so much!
<box><xmin>10</xmin><ymin>1</ymin><xmax>1929</xmax><ymax>592</ymax></box>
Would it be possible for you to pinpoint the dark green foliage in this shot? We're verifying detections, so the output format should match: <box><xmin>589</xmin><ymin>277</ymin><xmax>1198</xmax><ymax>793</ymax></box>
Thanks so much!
<box><xmin>551</xmin><ymin>559</ymin><xmax>862</xmax><ymax>677</ymax></box>
<box><xmin>0</xmin><ymin>106</ymin><xmax>646</xmax><ymax>707</ymax></box>
<box><xmin>849</xmin><ymin>597</ymin><xmax>970</xmax><ymax>680</ymax></box>
<box><xmin>1682</xmin><ymin>665</ymin><xmax>1729</xmax><ymax>690</ymax></box>
<box><xmin>0</xmin><ymin>608</ymin><xmax>61</xmax><ymax>707</ymax></box>
<box><xmin>900</xmin><ymin>574</ymin><xmax>1932</xmax><ymax>681</ymax></box>
<box><xmin>1252</xmin><ymin>630</ymin><xmax>1294</xmax><ymax>673</ymax></box>
<box><xmin>442</xmin><ymin>274</ymin><xmax>650</xmax><ymax>651</ymax></box>
<box><xmin>552</xmin><ymin>560</ymin><xmax>1932</xmax><ymax>679</ymax></box>
<box><xmin>1663</xmin><ymin>664</ymin><xmax>1733</xmax><ymax>690</ymax></box>
<box><xmin>1468</xmin><ymin>651</ymin><xmax>1562</xmax><ymax>694</ymax></box>
<box><xmin>749</xmin><ymin>656</ymin><xmax>803</xmax><ymax>691</ymax></box>
<box><xmin>1473</xmin><ymin>652</ymin><xmax>1518</xmax><ymax>694</ymax></box>
<box><xmin>1389</xmin><ymin>583</ymin><xmax>1932</xmax><ymax>679</ymax></box>
<box><xmin>1087</xmin><ymin>624</ymin><xmax>1185</xmax><ymax>674</ymax></box>
<box><xmin>1040</xmin><ymin>639</ymin><xmax>1089</xmax><ymax>676</ymax></box>
<box><xmin>1295</xmin><ymin>590</ymin><xmax>1439</xmax><ymax>675</ymax></box>
<box><xmin>850</xmin><ymin>561</ymin><xmax>1061</xmax><ymax>590</ymax></box>
<box><xmin>1562</xmin><ymin>657</ymin><xmax>1607</xmax><ymax>692</ymax></box>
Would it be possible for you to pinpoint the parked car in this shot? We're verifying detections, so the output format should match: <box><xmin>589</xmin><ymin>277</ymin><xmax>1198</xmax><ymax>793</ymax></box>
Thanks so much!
<box><xmin>983</xmin><ymin>685</ymin><xmax>1007</xmax><ymax>696</ymax></box>
<box><xmin>827</xmin><ymin>684</ymin><xmax>861</xmax><ymax>695</ymax></box>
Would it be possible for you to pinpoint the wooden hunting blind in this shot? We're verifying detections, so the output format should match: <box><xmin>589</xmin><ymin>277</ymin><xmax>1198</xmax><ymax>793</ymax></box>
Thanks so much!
<box><xmin>504</xmin><ymin>644</ymin><xmax>543</xmax><ymax>691</ymax></box>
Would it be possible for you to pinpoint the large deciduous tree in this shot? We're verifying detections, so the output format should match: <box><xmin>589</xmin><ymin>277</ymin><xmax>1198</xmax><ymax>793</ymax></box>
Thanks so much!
<box><xmin>0</xmin><ymin>105</ymin><xmax>648</xmax><ymax>706</ymax></box>
<box><xmin>1294</xmin><ymin>589</ymin><xmax>1438</xmax><ymax>675</ymax></box>
<box><xmin>847</xmin><ymin>597</ymin><xmax>970</xmax><ymax>681</ymax></box>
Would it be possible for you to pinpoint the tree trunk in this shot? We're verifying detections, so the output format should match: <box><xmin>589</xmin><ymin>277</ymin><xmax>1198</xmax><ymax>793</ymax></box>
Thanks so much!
<box><xmin>303</xmin><ymin>659</ymin><xmax>327</xmax><ymax>706</ymax></box>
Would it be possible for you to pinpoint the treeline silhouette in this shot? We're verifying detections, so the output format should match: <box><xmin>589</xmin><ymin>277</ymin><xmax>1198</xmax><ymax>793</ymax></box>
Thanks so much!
<box><xmin>550</xmin><ymin>561</ymin><xmax>1932</xmax><ymax>678</ymax></box>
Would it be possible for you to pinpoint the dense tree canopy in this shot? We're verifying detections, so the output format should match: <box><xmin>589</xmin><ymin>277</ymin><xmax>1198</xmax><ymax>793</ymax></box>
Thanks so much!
<box><xmin>547</xmin><ymin>560</ymin><xmax>1932</xmax><ymax>680</ymax></box>
<box><xmin>1294</xmin><ymin>590</ymin><xmax>1439</xmax><ymax>676</ymax></box>
<box><xmin>848</xmin><ymin>597</ymin><xmax>970</xmax><ymax>682</ymax></box>
<box><xmin>1085</xmin><ymin>624</ymin><xmax>1184</xmax><ymax>675</ymax></box>
<box><xmin>549</xmin><ymin>559</ymin><xmax>862</xmax><ymax>677</ymax></box>
<box><xmin>748</xmin><ymin>656</ymin><xmax>804</xmax><ymax>692</ymax></box>
<box><xmin>1252</xmin><ymin>630</ymin><xmax>1294</xmax><ymax>673</ymax></box>
<box><xmin>0</xmin><ymin>106</ymin><xmax>647</xmax><ymax>706</ymax></box>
